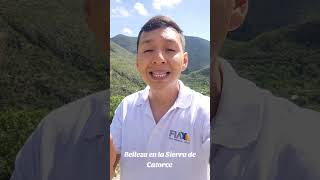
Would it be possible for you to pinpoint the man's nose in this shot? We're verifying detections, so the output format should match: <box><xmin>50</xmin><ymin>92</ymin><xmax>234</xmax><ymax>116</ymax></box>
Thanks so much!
<box><xmin>152</xmin><ymin>50</ymin><xmax>167</xmax><ymax>64</ymax></box>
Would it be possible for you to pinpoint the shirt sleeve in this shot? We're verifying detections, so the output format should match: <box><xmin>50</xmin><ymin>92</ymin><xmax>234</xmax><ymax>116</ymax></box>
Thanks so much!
<box><xmin>110</xmin><ymin>101</ymin><xmax>124</xmax><ymax>154</ymax></box>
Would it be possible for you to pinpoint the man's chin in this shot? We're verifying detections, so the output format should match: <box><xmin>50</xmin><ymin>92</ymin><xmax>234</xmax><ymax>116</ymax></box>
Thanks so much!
<box><xmin>147</xmin><ymin>80</ymin><xmax>178</xmax><ymax>91</ymax></box>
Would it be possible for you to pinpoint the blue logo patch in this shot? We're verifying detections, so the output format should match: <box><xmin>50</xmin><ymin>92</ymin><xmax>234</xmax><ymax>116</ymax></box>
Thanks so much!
<box><xmin>168</xmin><ymin>130</ymin><xmax>190</xmax><ymax>143</ymax></box>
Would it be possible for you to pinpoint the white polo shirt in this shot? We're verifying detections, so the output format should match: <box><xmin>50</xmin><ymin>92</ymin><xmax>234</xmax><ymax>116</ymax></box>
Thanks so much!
<box><xmin>110</xmin><ymin>80</ymin><xmax>210</xmax><ymax>180</ymax></box>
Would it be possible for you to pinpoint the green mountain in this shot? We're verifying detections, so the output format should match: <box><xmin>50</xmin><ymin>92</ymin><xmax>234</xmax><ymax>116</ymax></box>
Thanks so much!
<box><xmin>110</xmin><ymin>40</ymin><xmax>145</xmax><ymax>96</ymax></box>
<box><xmin>0</xmin><ymin>3</ymin><xmax>107</xmax><ymax>111</ymax></box>
<box><xmin>111</xmin><ymin>34</ymin><xmax>210</xmax><ymax>73</ymax></box>
<box><xmin>185</xmin><ymin>36</ymin><xmax>210</xmax><ymax>73</ymax></box>
<box><xmin>0</xmin><ymin>1</ymin><xmax>107</xmax><ymax>179</ymax></box>
<box><xmin>222</xmin><ymin>20</ymin><xmax>320</xmax><ymax>111</ymax></box>
<box><xmin>181</xmin><ymin>65</ymin><xmax>210</xmax><ymax>95</ymax></box>
<box><xmin>111</xmin><ymin>34</ymin><xmax>138</xmax><ymax>54</ymax></box>
<box><xmin>229</xmin><ymin>0</ymin><xmax>320</xmax><ymax>40</ymax></box>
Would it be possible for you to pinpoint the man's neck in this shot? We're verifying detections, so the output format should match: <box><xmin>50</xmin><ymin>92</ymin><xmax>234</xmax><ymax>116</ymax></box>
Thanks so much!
<box><xmin>148</xmin><ymin>81</ymin><xmax>180</xmax><ymax>123</ymax></box>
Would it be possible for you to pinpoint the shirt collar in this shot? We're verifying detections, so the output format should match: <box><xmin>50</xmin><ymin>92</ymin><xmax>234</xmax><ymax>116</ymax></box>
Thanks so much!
<box><xmin>137</xmin><ymin>80</ymin><xmax>193</xmax><ymax>109</ymax></box>
<box><xmin>212</xmin><ymin>58</ymin><xmax>264</xmax><ymax>148</ymax></box>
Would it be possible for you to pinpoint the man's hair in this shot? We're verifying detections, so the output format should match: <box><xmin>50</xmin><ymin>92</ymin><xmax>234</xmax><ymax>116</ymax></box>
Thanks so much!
<box><xmin>136</xmin><ymin>15</ymin><xmax>185</xmax><ymax>51</ymax></box>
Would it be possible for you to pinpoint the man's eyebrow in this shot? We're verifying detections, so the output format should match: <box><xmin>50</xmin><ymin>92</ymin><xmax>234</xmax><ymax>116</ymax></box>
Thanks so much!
<box><xmin>140</xmin><ymin>38</ymin><xmax>179</xmax><ymax>47</ymax></box>
<box><xmin>165</xmin><ymin>39</ymin><xmax>177</xmax><ymax>44</ymax></box>
<box><xmin>140</xmin><ymin>39</ymin><xmax>153</xmax><ymax>45</ymax></box>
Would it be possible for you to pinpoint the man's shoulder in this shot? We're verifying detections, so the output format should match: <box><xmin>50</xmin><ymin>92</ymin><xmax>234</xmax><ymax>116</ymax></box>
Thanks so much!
<box><xmin>220</xmin><ymin>58</ymin><xmax>319</xmax><ymax>124</ymax></box>
<box><xmin>12</xmin><ymin>91</ymin><xmax>108</xmax><ymax>179</ymax></box>
<box><xmin>246</xmin><ymin>86</ymin><xmax>320</xmax><ymax>154</ymax></box>
<box><xmin>185</xmin><ymin>88</ymin><xmax>210</xmax><ymax>118</ymax></box>
<box><xmin>262</xmin><ymin>90</ymin><xmax>319</xmax><ymax>121</ymax></box>
<box><xmin>263</xmin><ymin>90</ymin><xmax>320</xmax><ymax>129</ymax></box>
<box><xmin>190</xmin><ymin>90</ymin><xmax>210</xmax><ymax>107</ymax></box>
<box><xmin>50</xmin><ymin>90</ymin><xmax>106</xmax><ymax>113</ymax></box>
<box><xmin>37</xmin><ymin>90</ymin><xmax>108</xmax><ymax>142</ymax></box>
<box><xmin>120</xmin><ymin>89</ymin><xmax>146</xmax><ymax>106</ymax></box>
<box><xmin>195</xmin><ymin>91</ymin><xmax>210</xmax><ymax>102</ymax></box>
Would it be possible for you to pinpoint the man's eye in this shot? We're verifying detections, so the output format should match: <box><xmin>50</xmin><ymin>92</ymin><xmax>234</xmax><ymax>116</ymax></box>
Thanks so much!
<box><xmin>143</xmin><ymin>49</ymin><xmax>153</xmax><ymax>53</ymax></box>
<box><xmin>167</xmin><ymin>49</ymin><xmax>175</xmax><ymax>52</ymax></box>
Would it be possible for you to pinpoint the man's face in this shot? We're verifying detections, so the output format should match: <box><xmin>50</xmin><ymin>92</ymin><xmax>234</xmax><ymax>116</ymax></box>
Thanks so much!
<box><xmin>136</xmin><ymin>27</ymin><xmax>188</xmax><ymax>90</ymax></box>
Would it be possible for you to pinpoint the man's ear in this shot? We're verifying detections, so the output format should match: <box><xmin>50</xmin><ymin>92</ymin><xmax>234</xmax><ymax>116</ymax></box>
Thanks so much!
<box><xmin>136</xmin><ymin>56</ymin><xmax>139</xmax><ymax>69</ymax></box>
<box><xmin>181</xmin><ymin>52</ymin><xmax>189</xmax><ymax>72</ymax></box>
<box><xmin>84</xmin><ymin>0</ymin><xmax>107</xmax><ymax>51</ymax></box>
<box><xmin>228</xmin><ymin>0</ymin><xmax>248</xmax><ymax>31</ymax></box>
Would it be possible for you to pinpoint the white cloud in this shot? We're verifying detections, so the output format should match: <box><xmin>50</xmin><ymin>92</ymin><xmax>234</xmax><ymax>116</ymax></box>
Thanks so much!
<box><xmin>152</xmin><ymin>0</ymin><xmax>182</xmax><ymax>10</ymax></box>
<box><xmin>134</xmin><ymin>2</ymin><xmax>148</xmax><ymax>16</ymax></box>
<box><xmin>115</xmin><ymin>0</ymin><xmax>122</xmax><ymax>3</ymax></box>
<box><xmin>122</xmin><ymin>27</ymin><xmax>133</xmax><ymax>35</ymax></box>
<box><xmin>111</xmin><ymin>6</ymin><xmax>130</xmax><ymax>17</ymax></box>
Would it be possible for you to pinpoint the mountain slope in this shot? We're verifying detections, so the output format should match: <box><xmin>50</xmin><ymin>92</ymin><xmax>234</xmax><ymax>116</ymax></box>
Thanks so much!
<box><xmin>222</xmin><ymin>20</ymin><xmax>320</xmax><ymax>111</ymax></box>
<box><xmin>111</xmin><ymin>34</ymin><xmax>138</xmax><ymax>54</ymax></box>
<box><xmin>110</xmin><ymin>41</ymin><xmax>145</xmax><ymax>96</ymax></box>
<box><xmin>184</xmin><ymin>36</ymin><xmax>210</xmax><ymax>72</ymax></box>
<box><xmin>181</xmin><ymin>65</ymin><xmax>210</xmax><ymax>95</ymax></box>
<box><xmin>0</xmin><ymin>1</ymin><xmax>107</xmax><ymax>179</ymax></box>
<box><xmin>229</xmin><ymin>0</ymin><xmax>320</xmax><ymax>40</ymax></box>
<box><xmin>0</xmin><ymin>14</ymin><xmax>107</xmax><ymax>110</ymax></box>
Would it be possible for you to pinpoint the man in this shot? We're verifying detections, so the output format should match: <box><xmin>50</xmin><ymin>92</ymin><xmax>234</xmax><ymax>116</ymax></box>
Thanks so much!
<box><xmin>211</xmin><ymin>0</ymin><xmax>320</xmax><ymax>179</ymax></box>
<box><xmin>10</xmin><ymin>0</ymin><xmax>109</xmax><ymax>179</ymax></box>
<box><xmin>110</xmin><ymin>16</ymin><xmax>210</xmax><ymax>180</ymax></box>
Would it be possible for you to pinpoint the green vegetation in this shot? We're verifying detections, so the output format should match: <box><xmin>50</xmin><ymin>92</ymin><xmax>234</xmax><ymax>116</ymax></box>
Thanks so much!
<box><xmin>111</xmin><ymin>34</ymin><xmax>138</xmax><ymax>54</ymax></box>
<box><xmin>222</xmin><ymin>20</ymin><xmax>320</xmax><ymax>111</ymax></box>
<box><xmin>184</xmin><ymin>36</ymin><xmax>210</xmax><ymax>73</ymax></box>
<box><xmin>110</xmin><ymin>95</ymin><xmax>125</xmax><ymax>119</ymax></box>
<box><xmin>0</xmin><ymin>1</ymin><xmax>107</xmax><ymax>179</ymax></box>
<box><xmin>181</xmin><ymin>66</ymin><xmax>210</xmax><ymax>95</ymax></box>
<box><xmin>0</xmin><ymin>9</ymin><xmax>107</xmax><ymax>111</ymax></box>
<box><xmin>0</xmin><ymin>108</ymin><xmax>49</xmax><ymax>179</ymax></box>
<box><xmin>228</xmin><ymin>0</ymin><xmax>320</xmax><ymax>40</ymax></box>
<box><xmin>110</xmin><ymin>41</ymin><xmax>145</xmax><ymax>97</ymax></box>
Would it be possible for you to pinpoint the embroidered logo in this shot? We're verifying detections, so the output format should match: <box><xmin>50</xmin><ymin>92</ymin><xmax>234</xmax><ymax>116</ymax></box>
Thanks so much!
<box><xmin>168</xmin><ymin>130</ymin><xmax>190</xmax><ymax>144</ymax></box>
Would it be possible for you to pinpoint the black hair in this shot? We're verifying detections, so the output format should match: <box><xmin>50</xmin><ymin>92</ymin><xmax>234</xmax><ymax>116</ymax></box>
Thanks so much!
<box><xmin>136</xmin><ymin>15</ymin><xmax>185</xmax><ymax>51</ymax></box>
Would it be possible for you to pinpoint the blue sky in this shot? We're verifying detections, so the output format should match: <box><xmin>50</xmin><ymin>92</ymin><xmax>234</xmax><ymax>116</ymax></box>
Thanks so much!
<box><xmin>110</xmin><ymin>0</ymin><xmax>210</xmax><ymax>41</ymax></box>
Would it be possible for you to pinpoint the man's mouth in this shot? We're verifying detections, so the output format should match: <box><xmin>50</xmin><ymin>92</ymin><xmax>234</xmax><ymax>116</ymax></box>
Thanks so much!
<box><xmin>149</xmin><ymin>71</ymin><xmax>170</xmax><ymax>80</ymax></box>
